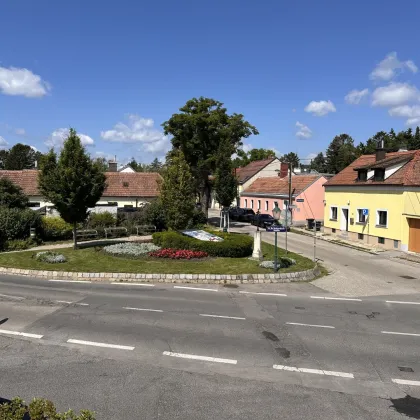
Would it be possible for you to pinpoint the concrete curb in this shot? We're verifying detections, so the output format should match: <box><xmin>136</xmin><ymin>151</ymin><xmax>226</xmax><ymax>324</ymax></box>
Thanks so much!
<box><xmin>0</xmin><ymin>265</ymin><xmax>321</xmax><ymax>284</ymax></box>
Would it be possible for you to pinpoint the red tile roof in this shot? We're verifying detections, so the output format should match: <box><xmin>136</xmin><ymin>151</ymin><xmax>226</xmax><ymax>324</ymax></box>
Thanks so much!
<box><xmin>0</xmin><ymin>170</ymin><xmax>161</xmax><ymax>197</ymax></box>
<box><xmin>235</xmin><ymin>158</ymin><xmax>277</xmax><ymax>184</ymax></box>
<box><xmin>243</xmin><ymin>174</ymin><xmax>322</xmax><ymax>196</ymax></box>
<box><xmin>325</xmin><ymin>150</ymin><xmax>420</xmax><ymax>186</ymax></box>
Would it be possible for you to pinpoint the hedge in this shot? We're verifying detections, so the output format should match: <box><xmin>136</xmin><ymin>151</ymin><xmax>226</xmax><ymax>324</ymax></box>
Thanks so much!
<box><xmin>152</xmin><ymin>230</ymin><xmax>253</xmax><ymax>258</ymax></box>
<box><xmin>41</xmin><ymin>216</ymin><xmax>73</xmax><ymax>241</ymax></box>
<box><xmin>0</xmin><ymin>207</ymin><xmax>42</xmax><ymax>241</ymax></box>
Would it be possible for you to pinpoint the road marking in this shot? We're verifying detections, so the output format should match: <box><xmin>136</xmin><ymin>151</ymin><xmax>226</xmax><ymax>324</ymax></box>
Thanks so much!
<box><xmin>239</xmin><ymin>291</ymin><xmax>287</xmax><ymax>297</ymax></box>
<box><xmin>310</xmin><ymin>296</ymin><xmax>362</xmax><ymax>302</ymax></box>
<box><xmin>199</xmin><ymin>314</ymin><xmax>246</xmax><ymax>320</ymax></box>
<box><xmin>67</xmin><ymin>339</ymin><xmax>134</xmax><ymax>350</ymax></box>
<box><xmin>386</xmin><ymin>300</ymin><xmax>420</xmax><ymax>305</ymax></box>
<box><xmin>0</xmin><ymin>329</ymin><xmax>43</xmax><ymax>339</ymax></box>
<box><xmin>381</xmin><ymin>331</ymin><xmax>420</xmax><ymax>337</ymax></box>
<box><xmin>56</xmin><ymin>301</ymin><xmax>89</xmax><ymax>306</ymax></box>
<box><xmin>286</xmin><ymin>322</ymin><xmax>335</xmax><ymax>329</ymax></box>
<box><xmin>123</xmin><ymin>307</ymin><xmax>163</xmax><ymax>312</ymax></box>
<box><xmin>174</xmin><ymin>286</ymin><xmax>218</xmax><ymax>292</ymax></box>
<box><xmin>163</xmin><ymin>351</ymin><xmax>237</xmax><ymax>364</ymax></box>
<box><xmin>49</xmin><ymin>280</ymin><xmax>91</xmax><ymax>284</ymax></box>
<box><xmin>273</xmin><ymin>365</ymin><xmax>354</xmax><ymax>378</ymax></box>
<box><xmin>392</xmin><ymin>379</ymin><xmax>420</xmax><ymax>386</ymax></box>
<box><xmin>111</xmin><ymin>282</ymin><xmax>155</xmax><ymax>287</ymax></box>
<box><xmin>0</xmin><ymin>293</ymin><xmax>24</xmax><ymax>300</ymax></box>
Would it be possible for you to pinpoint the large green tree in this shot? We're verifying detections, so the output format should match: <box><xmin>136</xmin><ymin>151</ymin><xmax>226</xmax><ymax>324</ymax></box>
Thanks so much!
<box><xmin>4</xmin><ymin>143</ymin><xmax>38</xmax><ymax>170</ymax></box>
<box><xmin>0</xmin><ymin>149</ymin><xmax>8</xmax><ymax>169</ymax></box>
<box><xmin>326</xmin><ymin>134</ymin><xmax>357</xmax><ymax>174</ymax></box>
<box><xmin>0</xmin><ymin>178</ymin><xmax>29</xmax><ymax>209</ymax></box>
<box><xmin>310</xmin><ymin>152</ymin><xmax>327</xmax><ymax>173</ymax></box>
<box><xmin>280</xmin><ymin>152</ymin><xmax>300</xmax><ymax>168</ymax></box>
<box><xmin>38</xmin><ymin>129</ymin><xmax>106</xmax><ymax>249</ymax></box>
<box><xmin>232</xmin><ymin>148</ymin><xmax>276</xmax><ymax>168</ymax></box>
<box><xmin>162</xmin><ymin>97</ymin><xmax>258</xmax><ymax>216</ymax></box>
<box><xmin>159</xmin><ymin>150</ymin><xmax>195</xmax><ymax>230</ymax></box>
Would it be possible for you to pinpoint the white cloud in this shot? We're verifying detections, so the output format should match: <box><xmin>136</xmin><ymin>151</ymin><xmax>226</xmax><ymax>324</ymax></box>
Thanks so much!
<box><xmin>388</xmin><ymin>105</ymin><xmax>420</xmax><ymax>125</ymax></box>
<box><xmin>370</xmin><ymin>52</ymin><xmax>418</xmax><ymax>81</ymax></box>
<box><xmin>345</xmin><ymin>88</ymin><xmax>369</xmax><ymax>105</ymax></box>
<box><xmin>0</xmin><ymin>136</ymin><xmax>8</xmax><ymax>148</ymax></box>
<box><xmin>241</xmin><ymin>143</ymin><xmax>253</xmax><ymax>153</ymax></box>
<box><xmin>371</xmin><ymin>83</ymin><xmax>420</xmax><ymax>107</ymax></box>
<box><xmin>15</xmin><ymin>128</ymin><xmax>26</xmax><ymax>136</ymax></box>
<box><xmin>304</xmin><ymin>100</ymin><xmax>336</xmax><ymax>116</ymax></box>
<box><xmin>101</xmin><ymin>114</ymin><xmax>170</xmax><ymax>154</ymax></box>
<box><xmin>295</xmin><ymin>121</ymin><xmax>312</xmax><ymax>139</ymax></box>
<box><xmin>0</xmin><ymin>66</ymin><xmax>51</xmax><ymax>98</ymax></box>
<box><xmin>45</xmin><ymin>128</ymin><xmax>95</xmax><ymax>148</ymax></box>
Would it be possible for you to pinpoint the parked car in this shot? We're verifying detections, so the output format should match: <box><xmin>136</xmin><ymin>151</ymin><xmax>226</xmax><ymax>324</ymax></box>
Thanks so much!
<box><xmin>229</xmin><ymin>207</ymin><xmax>243</xmax><ymax>221</ymax></box>
<box><xmin>237</xmin><ymin>208</ymin><xmax>255</xmax><ymax>222</ymax></box>
<box><xmin>251</xmin><ymin>213</ymin><xmax>276</xmax><ymax>228</ymax></box>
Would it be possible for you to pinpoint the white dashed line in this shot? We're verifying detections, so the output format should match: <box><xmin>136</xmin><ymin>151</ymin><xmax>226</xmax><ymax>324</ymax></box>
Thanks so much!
<box><xmin>49</xmin><ymin>280</ymin><xmax>91</xmax><ymax>284</ymax></box>
<box><xmin>56</xmin><ymin>301</ymin><xmax>89</xmax><ymax>306</ymax></box>
<box><xmin>163</xmin><ymin>351</ymin><xmax>237</xmax><ymax>364</ymax></box>
<box><xmin>386</xmin><ymin>300</ymin><xmax>420</xmax><ymax>305</ymax></box>
<box><xmin>123</xmin><ymin>307</ymin><xmax>163</xmax><ymax>312</ymax></box>
<box><xmin>174</xmin><ymin>286</ymin><xmax>218</xmax><ymax>292</ymax></box>
<box><xmin>0</xmin><ymin>293</ymin><xmax>24</xmax><ymax>300</ymax></box>
<box><xmin>392</xmin><ymin>379</ymin><xmax>420</xmax><ymax>386</ymax></box>
<box><xmin>381</xmin><ymin>331</ymin><xmax>420</xmax><ymax>337</ymax></box>
<box><xmin>67</xmin><ymin>339</ymin><xmax>134</xmax><ymax>350</ymax></box>
<box><xmin>0</xmin><ymin>329</ymin><xmax>43</xmax><ymax>339</ymax></box>
<box><xmin>273</xmin><ymin>365</ymin><xmax>354</xmax><ymax>378</ymax></box>
<box><xmin>111</xmin><ymin>282</ymin><xmax>155</xmax><ymax>287</ymax></box>
<box><xmin>310</xmin><ymin>296</ymin><xmax>362</xmax><ymax>302</ymax></box>
<box><xmin>286</xmin><ymin>322</ymin><xmax>335</xmax><ymax>329</ymax></box>
<box><xmin>199</xmin><ymin>314</ymin><xmax>246</xmax><ymax>320</ymax></box>
<box><xmin>239</xmin><ymin>291</ymin><xmax>287</xmax><ymax>297</ymax></box>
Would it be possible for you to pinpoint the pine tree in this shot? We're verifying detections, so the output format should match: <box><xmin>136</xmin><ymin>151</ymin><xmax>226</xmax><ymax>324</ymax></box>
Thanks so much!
<box><xmin>310</xmin><ymin>152</ymin><xmax>327</xmax><ymax>173</ymax></box>
<box><xmin>38</xmin><ymin>129</ymin><xmax>106</xmax><ymax>249</ymax></box>
<box><xmin>326</xmin><ymin>134</ymin><xmax>356</xmax><ymax>174</ymax></box>
<box><xmin>413</xmin><ymin>126</ymin><xmax>420</xmax><ymax>150</ymax></box>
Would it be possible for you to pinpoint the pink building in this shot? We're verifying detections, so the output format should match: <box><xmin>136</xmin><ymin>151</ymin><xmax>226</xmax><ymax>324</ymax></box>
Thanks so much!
<box><xmin>240</xmin><ymin>174</ymin><xmax>328</xmax><ymax>225</ymax></box>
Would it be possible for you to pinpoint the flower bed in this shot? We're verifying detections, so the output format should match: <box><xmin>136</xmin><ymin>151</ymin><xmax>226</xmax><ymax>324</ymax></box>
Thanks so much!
<box><xmin>35</xmin><ymin>251</ymin><xmax>67</xmax><ymax>264</ymax></box>
<box><xmin>149</xmin><ymin>248</ymin><xmax>208</xmax><ymax>260</ymax></box>
<box><xmin>259</xmin><ymin>257</ymin><xmax>296</xmax><ymax>270</ymax></box>
<box><xmin>103</xmin><ymin>242</ymin><xmax>160</xmax><ymax>258</ymax></box>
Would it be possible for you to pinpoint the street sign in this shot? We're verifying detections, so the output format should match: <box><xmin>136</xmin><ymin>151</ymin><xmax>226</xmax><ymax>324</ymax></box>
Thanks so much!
<box><xmin>266</xmin><ymin>226</ymin><xmax>287</xmax><ymax>232</ymax></box>
<box><xmin>296</xmin><ymin>199</ymin><xmax>304</xmax><ymax>203</ymax></box>
<box><xmin>289</xmin><ymin>205</ymin><xmax>298</xmax><ymax>209</ymax></box>
<box><xmin>362</xmin><ymin>209</ymin><xmax>369</xmax><ymax>216</ymax></box>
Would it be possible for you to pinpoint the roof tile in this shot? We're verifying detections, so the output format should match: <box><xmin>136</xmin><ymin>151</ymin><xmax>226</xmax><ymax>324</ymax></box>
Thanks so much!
<box><xmin>235</xmin><ymin>158</ymin><xmax>277</xmax><ymax>184</ymax></box>
<box><xmin>243</xmin><ymin>175</ymin><xmax>322</xmax><ymax>195</ymax></box>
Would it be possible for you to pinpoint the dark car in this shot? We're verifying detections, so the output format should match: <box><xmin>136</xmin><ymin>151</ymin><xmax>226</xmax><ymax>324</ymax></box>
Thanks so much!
<box><xmin>229</xmin><ymin>207</ymin><xmax>243</xmax><ymax>221</ymax></box>
<box><xmin>251</xmin><ymin>213</ymin><xmax>276</xmax><ymax>228</ymax></box>
<box><xmin>237</xmin><ymin>208</ymin><xmax>255</xmax><ymax>222</ymax></box>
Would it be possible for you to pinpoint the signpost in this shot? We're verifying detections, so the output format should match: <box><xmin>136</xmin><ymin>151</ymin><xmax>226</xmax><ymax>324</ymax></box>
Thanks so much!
<box><xmin>266</xmin><ymin>225</ymin><xmax>288</xmax><ymax>272</ymax></box>
<box><xmin>362</xmin><ymin>209</ymin><xmax>369</xmax><ymax>216</ymax></box>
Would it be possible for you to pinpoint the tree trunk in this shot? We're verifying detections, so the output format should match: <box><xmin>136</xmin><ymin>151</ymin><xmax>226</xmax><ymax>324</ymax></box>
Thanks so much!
<box><xmin>73</xmin><ymin>223</ymin><xmax>78</xmax><ymax>250</ymax></box>
<box><xmin>200</xmin><ymin>182</ymin><xmax>211</xmax><ymax>218</ymax></box>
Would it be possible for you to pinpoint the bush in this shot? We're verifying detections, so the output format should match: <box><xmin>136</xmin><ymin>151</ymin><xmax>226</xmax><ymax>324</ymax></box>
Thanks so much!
<box><xmin>259</xmin><ymin>257</ymin><xmax>296</xmax><ymax>270</ymax></box>
<box><xmin>152</xmin><ymin>230</ymin><xmax>253</xmax><ymax>258</ymax></box>
<box><xmin>103</xmin><ymin>242</ymin><xmax>160</xmax><ymax>257</ymax></box>
<box><xmin>88</xmin><ymin>211</ymin><xmax>116</xmax><ymax>228</ymax></box>
<box><xmin>116</xmin><ymin>209</ymin><xmax>147</xmax><ymax>234</ymax></box>
<box><xmin>145</xmin><ymin>200</ymin><xmax>167</xmax><ymax>231</ymax></box>
<box><xmin>0</xmin><ymin>207</ymin><xmax>42</xmax><ymax>241</ymax></box>
<box><xmin>35</xmin><ymin>251</ymin><xmax>67</xmax><ymax>264</ymax></box>
<box><xmin>0</xmin><ymin>396</ymin><xmax>95</xmax><ymax>420</ymax></box>
<box><xmin>188</xmin><ymin>209</ymin><xmax>208</xmax><ymax>228</ymax></box>
<box><xmin>149</xmin><ymin>248</ymin><xmax>208</xmax><ymax>259</ymax></box>
<box><xmin>4</xmin><ymin>238</ymin><xmax>37</xmax><ymax>251</ymax></box>
<box><xmin>41</xmin><ymin>216</ymin><xmax>73</xmax><ymax>241</ymax></box>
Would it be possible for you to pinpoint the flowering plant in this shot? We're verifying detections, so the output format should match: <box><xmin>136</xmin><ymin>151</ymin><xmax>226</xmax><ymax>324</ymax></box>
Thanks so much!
<box><xmin>35</xmin><ymin>251</ymin><xmax>67</xmax><ymax>264</ymax></box>
<box><xmin>149</xmin><ymin>248</ymin><xmax>208</xmax><ymax>259</ymax></box>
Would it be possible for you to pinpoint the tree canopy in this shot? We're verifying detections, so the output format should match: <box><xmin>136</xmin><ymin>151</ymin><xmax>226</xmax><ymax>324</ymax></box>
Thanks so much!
<box><xmin>280</xmin><ymin>152</ymin><xmax>300</xmax><ymax>168</ymax></box>
<box><xmin>0</xmin><ymin>143</ymin><xmax>42</xmax><ymax>170</ymax></box>
<box><xmin>310</xmin><ymin>152</ymin><xmax>327</xmax><ymax>173</ymax></box>
<box><xmin>0</xmin><ymin>177</ymin><xmax>29</xmax><ymax>209</ymax></box>
<box><xmin>232</xmin><ymin>148</ymin><xmax>276</xmax><ymax>168</ymax></box>
<box><xmin>38</xmin><ymin>128</ymin><xmax>106</xmax><ymax>249</ymax></box>
<box><xmin>162</xmin><ymin>97</ymin><xmax>258</xmax><ymax>215</ymax></box>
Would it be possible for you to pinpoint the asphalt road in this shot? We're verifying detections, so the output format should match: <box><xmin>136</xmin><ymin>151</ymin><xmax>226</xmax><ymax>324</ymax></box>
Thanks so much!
<box><xmin>1</xmin><ymin>276</ymin><xmax>420</xmax><ymax>419</ymax></box>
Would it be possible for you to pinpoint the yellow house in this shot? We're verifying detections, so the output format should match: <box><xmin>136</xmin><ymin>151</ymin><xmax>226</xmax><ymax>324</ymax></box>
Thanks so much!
<box><xmin>324</xmin><ymin>149</ymin><xmax>420</xmax><ymax>253</ymax></box>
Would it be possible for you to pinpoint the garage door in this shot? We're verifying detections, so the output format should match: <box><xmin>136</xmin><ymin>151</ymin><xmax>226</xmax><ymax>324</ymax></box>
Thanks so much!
<box><xmin>408</xmin><ymin>218</ymin><xmax>420</xmax><ymax>253</ymax></box>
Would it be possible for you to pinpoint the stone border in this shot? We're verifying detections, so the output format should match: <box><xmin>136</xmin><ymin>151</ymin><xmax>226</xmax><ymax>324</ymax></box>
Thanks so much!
<box><xmin>0</xmin><ymin>265</ymin><xmax>320</xmax><ymax>284</ymax></box>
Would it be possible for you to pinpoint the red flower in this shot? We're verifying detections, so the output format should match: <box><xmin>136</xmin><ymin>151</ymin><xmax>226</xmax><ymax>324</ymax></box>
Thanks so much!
<box><xmin>149</xmin><ymin>248</ymin><xmax>209</xmax><ymax>259</ymax></box>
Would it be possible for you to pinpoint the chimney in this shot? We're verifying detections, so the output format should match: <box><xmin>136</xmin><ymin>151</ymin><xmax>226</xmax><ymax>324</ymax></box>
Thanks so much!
<box><xmin>279</xmin><ymin>162</ymin><xmax>289</xmax><ymax>178</ymax></box>
<box><xmin>108</xmin><ymin>160</ymin><xmax>118</xmax><ymax>172</ymax></box>
<box><xmin>375</xmin><ymin>139</ymin><xmax>386</xmax><ymax>162</ymax></box>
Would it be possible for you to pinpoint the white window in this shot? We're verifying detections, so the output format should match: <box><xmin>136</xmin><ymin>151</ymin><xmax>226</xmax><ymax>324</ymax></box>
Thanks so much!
<box><xmin>330</xmin><ymin>206</ymin><xmax>338</xmax><ymax>220</ymax></box>
<box><xmin>251</xmin><ymin>199</ymin><xmax>254</xmax><ymax>209</ymax></box>
<box><xmin>376</xmin><ymin>209</ymin><xmax>388</xmax><ymax>227</ymax></box>
<box><xmin>244</xmin><ymin>199</ymin><xmax>248</xmax><ymax>208</ymax></box>
<box><xmin>258</xmin><ymin>200</ymin><xmax>261</xmax><ymax>210</ymax></box>
<box><xmin>357</xmin><ymin>209</ymin><xmax>366</xmax><ymax>223</ymax></box>
<box><xmin>265</xmin><ymin>201</ymin><xmax>269</xmax><ymax>211</ymax></box>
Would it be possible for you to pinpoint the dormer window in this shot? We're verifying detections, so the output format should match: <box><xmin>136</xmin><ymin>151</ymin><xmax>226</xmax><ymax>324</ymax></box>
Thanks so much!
<box><xmin>357</xmin><ymin>170</ymin><xmax>367</xmax><ymax>181</ymax></box>
<box><xmin>374</xmin><ymin>168</ymin><xmax>385</xmax><ymax>181</ymax></box>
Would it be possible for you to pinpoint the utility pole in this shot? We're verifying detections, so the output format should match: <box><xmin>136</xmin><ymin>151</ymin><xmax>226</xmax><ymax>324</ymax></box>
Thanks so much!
<box><xmin>285</xmin><ymin>163</ymin><xmax>293</xmax><ymax>255</ymax></box>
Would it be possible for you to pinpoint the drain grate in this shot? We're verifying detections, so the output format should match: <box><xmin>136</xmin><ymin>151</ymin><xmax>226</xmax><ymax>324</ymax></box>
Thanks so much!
<box><xmin>398</xmin><ymin>366</ymin><xmax>414</xmax><ymax>372</ymax></box>
<box><xmin>400</xmin><ymin>275</ymin><xmax>416</xmax><ymax>280</ymax></box>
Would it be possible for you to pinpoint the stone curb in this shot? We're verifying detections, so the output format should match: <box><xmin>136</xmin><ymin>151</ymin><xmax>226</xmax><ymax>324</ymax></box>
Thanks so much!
<box><xmin>0</xmin><ymin>265</ymin><xmax>321</xmax><ymax>284</ymax></box>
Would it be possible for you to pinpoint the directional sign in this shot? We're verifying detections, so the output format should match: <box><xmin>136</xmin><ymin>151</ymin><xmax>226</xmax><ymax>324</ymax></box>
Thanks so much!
<box><xmin>296</xmin><ymin>199</ymin><xmax>304</xmax><ymax>203</ymax></box>
<box><xmin>362</xmin><ymin>209</ymin><xmax>369</xmax><ymax>216</ymax></box>
<box><xmin>266</xmin><ymin>226</ymin><xmax>287</xmax><ymax>232</ymax></box>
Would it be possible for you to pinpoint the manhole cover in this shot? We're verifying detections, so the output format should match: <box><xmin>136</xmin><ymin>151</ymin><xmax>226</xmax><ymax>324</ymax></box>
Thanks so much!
<box><xmin>295</xmin><ymin>306</ymin><xmax>305</xmax><ymax>310</ymax></box>
<box><xmin>400</xmin><ymin>275</ymin><xmax>417</xmax><ymax>280</ymax></box>
<box><xmin>399</xmin><ymin>366</ymin><xmax>414</xmax><ymax>372</ymax></box>
<box><xmin>262</xmin><ymin>331</ymin><xmax>279</xmax><ymax>342</ymax></box>
<box><xmin>223</xmin><ymin>284</ymin><xmax>238</xmax><ymax>288</ymax></box>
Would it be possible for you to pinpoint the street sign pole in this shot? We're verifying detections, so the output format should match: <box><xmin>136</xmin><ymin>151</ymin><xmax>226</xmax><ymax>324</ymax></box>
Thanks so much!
<box><xmin>313</xmin><ymin>221</ymin><xmax>316</xmax><ymax>262</ymax></box>
<box><xmin>285</xmin><ymin>205</ymin><xmax>288</xmax><ymax>255</ymax></box>
<box><xmin>274</xmin><ymin>231</ymin><xmax>278</xmax><ymax>272</ymax></box>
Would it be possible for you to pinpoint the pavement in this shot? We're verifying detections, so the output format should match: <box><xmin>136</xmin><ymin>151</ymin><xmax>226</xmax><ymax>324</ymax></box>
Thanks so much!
<box><xmin>1</xmin><ymin>276</ymin><xmax>420</xmax><ymax>419</ymax></box>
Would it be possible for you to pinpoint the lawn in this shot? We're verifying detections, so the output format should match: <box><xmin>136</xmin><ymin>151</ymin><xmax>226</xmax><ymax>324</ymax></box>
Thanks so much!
<box><xmin>0</xmin><ymin>241</ymin><xmax>315</xmax><ymax>275</ymax></box>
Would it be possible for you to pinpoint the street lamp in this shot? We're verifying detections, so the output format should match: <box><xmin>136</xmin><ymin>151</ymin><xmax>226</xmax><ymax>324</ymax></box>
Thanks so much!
<box><xmin>272</xmin><ymin>204</ymin><xmax>281</xmax><ymax>272</ymax></box>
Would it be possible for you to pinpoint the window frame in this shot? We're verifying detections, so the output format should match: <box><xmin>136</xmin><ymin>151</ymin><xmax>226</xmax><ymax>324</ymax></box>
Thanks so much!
<box><xmin>265</xmin><ymin>201</ymin><xmax>269</xmax><ymax>211</ymax></box>
<box><xmin>330</xmin><ymin>206</ymin><xmax>338</xmax><ymax>221</ymax></box>
<box><xmin>358</xmin><ymin>233</ymin><xmax>364</xmax><ymax>240</ymax></box>
<box><xmin>244</xmin><ymin>199</ymin><xmax>248</xmax><ymax>208</ymax></box>
<box><xmin>378</xmin><ymin>237</ymin><xmax>385</xmax><ymax>245</ymax></box>
<box><xmin>376</xmin><ymin>209</ymin><xmax>388</xmax><ymax>228</ymax></box>
<box><xmin>251</xmin><ymin>199</ymin><xmax>254</xmax><ymax>209</ymax></box>
<box><xmin>357</xmin><ymin>170</ymin><xmax>368</xmax><ymax>181</ymax></box>
<box><xmin>356</xmin><ymin>208</ymin><xmax>367</xmax><ymax>224</ymax></box>
<box><xmin>373</xmin><ymin>168</ymin><xmax>385</xmax><ymax>182</ymax></box>
<box><xmin>258</xmin><ymin>200</ymin><xmax>261</xmax><ymax>210</ymax></box>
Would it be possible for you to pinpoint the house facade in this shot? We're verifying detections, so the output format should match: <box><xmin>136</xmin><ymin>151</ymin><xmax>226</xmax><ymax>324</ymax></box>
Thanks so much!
<box><xmin>324</xmin><ymin>149</ymin><xmax>420</xmax><ymax>253</ymax></box>
<box><xmin>240</xmin><ymin>173</ymin><xmax>328</xmax><ymax>225</ymax></box>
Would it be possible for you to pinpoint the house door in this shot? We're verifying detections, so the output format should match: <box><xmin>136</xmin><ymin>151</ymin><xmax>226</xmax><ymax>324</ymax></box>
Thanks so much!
<box><xmin>341</xmin><ymin>208</ymin><xmax>349</xmax><ymax>232</ymax></box>
<box><xmin>408</xmin><ymin>218</ymin><xmax>420</xmax><ymax>253</ymax></box>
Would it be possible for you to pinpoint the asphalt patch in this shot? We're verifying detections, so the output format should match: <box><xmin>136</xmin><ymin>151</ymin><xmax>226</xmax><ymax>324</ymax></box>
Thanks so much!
<box><xmin>390</xmin><ymin>395</ymin><xmax>420</xmax><ymax>418</ymax></box>
<box><xmin>275</xmin><ymin>347</ymin><xmax>291</xmax><ymax>358</ymax></box>
<box><xmin>401</xmin><ymin>275</ymin><xmax>417</xmax><ymax>280</ymax></box>
<box><xmin>223</xmin><ymin>284</ymin><xmax>239</xmax><ymax>288</ymax></box>
<box><xmin>262</xmin><ymin>331</ymin><xmax>279</xmax><ymax>342</ymax></box>
<box><xmin>399</xmin><ymin>366</ymin><xmax>414</xmax><ymax>372</ymax></box>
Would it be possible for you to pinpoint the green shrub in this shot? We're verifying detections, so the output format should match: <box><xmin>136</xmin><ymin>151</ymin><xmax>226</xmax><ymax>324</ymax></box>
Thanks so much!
<box><xmin>88</xmin><ymin>211</ymin><xmax>116</xmax><ymax>228</ymax></box>
<box><xmin>152</xmin><ymin>230</ymin><xmax>253</xmax><ymax>258</ymax></box>
<box><xmin>41</xmin><ymin>216</ymin><xmax>73</xmax><ymax>241</ymax></box>
<box><xmin>4</xmin><ymin>238</ymin><xmax>37</xmax><ymax>251</ymax></box>
<box><xmin>117</xmin><ymin>209</ymin><xmax>147</xmax><ymax>234</ymax></box>
<box><xmin>0</xmin><ymin>207</ymin><xmax>42</xmax><ymax>241</ymax></box>
<box><xmin>188</xmin><ymin>209</ymin><xmax>208</xmax><ymax>228</ymax></box>
<box><xmin>145</xmin><ymin>200</ymin><xmax>167</xmax><ymax>231</ymax></box>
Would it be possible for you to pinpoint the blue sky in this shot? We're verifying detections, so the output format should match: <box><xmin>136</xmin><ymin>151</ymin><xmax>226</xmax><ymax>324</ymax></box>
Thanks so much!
<box><xmin>1</xmin><ymin>0</ymin><xmax>420</xmax><ymax>164</ymax></box>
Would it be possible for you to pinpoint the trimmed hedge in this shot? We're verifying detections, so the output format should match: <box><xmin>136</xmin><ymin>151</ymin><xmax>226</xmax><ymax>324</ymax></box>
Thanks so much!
<box><xmin>0</xmin><ymin>207</ymin><xmax>42</xmax><ymax>241</ymax></box>
<box><xmin>152</xmin><ymin>230</ymin><xmax>253</xmax><ymax>258</ymax></box>
<box><xmin>41</xmin><ymin>216</ymin><xmax>73</xmax><ymax>241</ymax></box>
